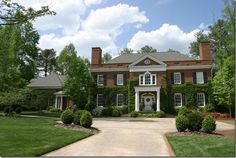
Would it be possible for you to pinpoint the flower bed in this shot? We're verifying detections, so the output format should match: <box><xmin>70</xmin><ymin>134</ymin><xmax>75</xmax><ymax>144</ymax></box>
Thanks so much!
<box><xmin>204</xmin><ymin>112</ymin><xmax>230</xmax><ymax>119</ymax></box>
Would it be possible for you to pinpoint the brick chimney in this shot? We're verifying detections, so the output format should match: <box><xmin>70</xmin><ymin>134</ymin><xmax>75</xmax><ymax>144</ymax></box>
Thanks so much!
<box><xmin>91</xmin><ymin>47</ymin><xmax>102</xmax><ymax>65</ymax></box>
<box><xmin>199</xmin><ymin>42</ymin><xmax>211</xmax><ymax>60</ymax></box>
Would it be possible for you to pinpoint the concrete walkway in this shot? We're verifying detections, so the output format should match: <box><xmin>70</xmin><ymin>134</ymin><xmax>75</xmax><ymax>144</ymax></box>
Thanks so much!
<box><xmin>44</xmin><ymin>118</ymin><xmax>235</xmax><ymax>156</ymax></box>
<box><xmin>45</xmin><ymin>117</ymin><xmax>176</xmax><ymax>156</ymax></box>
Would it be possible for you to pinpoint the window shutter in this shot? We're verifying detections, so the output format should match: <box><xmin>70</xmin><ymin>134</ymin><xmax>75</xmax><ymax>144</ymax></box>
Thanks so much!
<box><xmin>94</xmin><ymin>75</ymin><xmax>97</xmax><ymax>84</ymax></box>
<box><xmin>181</xmin><ymin>73</ymin><xmax>185</xmax><ymax>84</ymax></box>
<box><xmin>114</xmin><ymin>74</ymin><xmax>117</xmax><ymax>85</ymax></box>
<box><xmin>203</xmin><ymin>72</ymin><xmax>208</xmax><ymax>83</ymax></box>
<box><xmin>170</xmin><ymin>73</ymin><xmax>174</xmax><ymax>84</ymax></box>
<box><xmin>205</xmin><ymin>93</ymin><xmax>208</xmax><ymax>105</ymax></box>
<box><xmin>182</xmin><ymin>93</ymin><xmax>185</xmax><ymax>106</ymax></box>
<box><xmin>112</xmin><ymin>94</ymin><xmax>117</xmax><ymax>106</ymax></box>
<box><xmin>124</xmin><ymin>74</ymin><xmax>127</xmax><ymax>85</ymax></box>
<box><xmin>193</xmin><ymin>72</ymin><xmax>196</xmax><ymax>84</ymax></box>
<box><xmin>104</xmin><ymin>75</ymin><xmax>107</xmax><ymax>86</ymax></box>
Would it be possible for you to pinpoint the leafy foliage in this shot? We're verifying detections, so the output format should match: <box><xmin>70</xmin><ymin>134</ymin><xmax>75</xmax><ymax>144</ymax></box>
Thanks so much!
<box><xmin>202</xmin><ymin>115</ymin><xmax>216</xmax><ymax>133</ymax></box>
<box><xmin>80</xmin><ymin>111</ymin><xmax>93</xmax><ymax>128</ymax></box>
<box><xmin>61</xmin><ymin>109</ymin><xmax>74</xmax><ymax>125</ymax></box>
<box><xmin>119</xmin><ymin>48</ymin><xmax>133</xmax><ymax>55</ymax></box>
<box><xmin>176</xmin><ymin>115</ymin><xmax>189</xmax><ymax>132</ymax></box>
<box><xmin>130</xmin><ymin>111</ymin><xmax>139</xmax><ymax>117</ymax></box>
<box><xmin>38</xmin><ymin>49</ymin><xmax>56</xmax><ymax>77</ymax></box>
<box><xmin>138</xmin><ymin>45</ymin><xmax>157</xmax><ymax>54</ymax></box>
<box><xmin>102</xmin><ymin>53</ymin><xmax>112</xmax><ymax>63</ymax></box>
<box><xmin>186</xmin><ymin>111</ymin><xmax>204</xmax><ymax>131</ymax></box>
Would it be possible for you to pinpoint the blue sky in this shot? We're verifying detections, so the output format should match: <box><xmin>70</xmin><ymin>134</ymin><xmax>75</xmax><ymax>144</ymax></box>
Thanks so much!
<box><xmin>15</xmin><ymin>0</ymin><xmax>225</xmax><ymax>58</ymax></box>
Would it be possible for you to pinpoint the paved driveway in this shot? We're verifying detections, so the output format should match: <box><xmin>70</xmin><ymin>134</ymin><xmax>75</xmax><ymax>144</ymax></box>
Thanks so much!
<box><xmin>45</xmin><ymin>118</ymin><xmax>176</xmax><ymax>156</ymax></box>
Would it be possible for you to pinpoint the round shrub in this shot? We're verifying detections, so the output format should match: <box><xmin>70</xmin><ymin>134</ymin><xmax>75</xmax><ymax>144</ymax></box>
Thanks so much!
<box><xmin>61</xmin><ymin>109</ymin><xmax>74</xmax><ymax>125</ymax></box>
<box><xmin>73</xmin><ymin>110</ymin><xmax>84</xmax><ymax>125</ymax></box>
<box><xmin>187</xmin><ymin>110</ymin><xmax>204</xmax><ymax>131</ymax></box>
<box><xmin>156</xmin><ymin>111</ymin><xmax>165</xmax><ymax>118</ymax></box>
<box><xmin>92</xmin><ymin>106</ymin><xmax>104</xmax><ymax>117</ymax></box>
<box><xmin>15</xmin><ymin>106</ymin><xmax>22</xmax><ymax>114</ymax></box>
<box><xmin>178</xmin><ymin>106</ymin><xmax>189</xmax><ymax>116</ymax></box>
<box><xmin>80</xmin><ymin>111</ymin><xmax>93</xmax><ymax>128</ymax></box>
<box><xmin>101</xmin><ymin>107</ymin><xmax>113</xmax><ymax>116</ymax></box>
<box><xmin>204</xmin><ymin>104</ymin><xmax>215</xmax><ymax>112</ymax></box>
<box><xmin>130</xmin><ymin>111</ymin><xmax>139</xmax><ymax>117</ymax></box>
<box><xmin>176</xmin><ymin>115</ymin><xmax>189</xmax><ymax>132</ymax></box>
<box><xmin>85</xmin><ymin>101</ymin><xmax>96</xmax><ymax>112</ymax></box>
<box><xmin>112</xmin><ymin>109</ymin><xmax>121</xmax><ymax>117</ymax></box>
<box><xmin>49</xmin><ymin>107</ymin><xmax>61</xmax><ymax>113</ymax></box>
<box><xmin>202</xmin><ymin>115</ymin><xmax>216</xmax><ymax>133</ymax></box>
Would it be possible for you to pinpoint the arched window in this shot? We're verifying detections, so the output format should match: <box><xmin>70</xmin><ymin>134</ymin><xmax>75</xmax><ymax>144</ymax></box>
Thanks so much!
<box><xmin>139</xmin><ymin>71</ymin><xmax>156</xmax><ymax>85</ymax></box>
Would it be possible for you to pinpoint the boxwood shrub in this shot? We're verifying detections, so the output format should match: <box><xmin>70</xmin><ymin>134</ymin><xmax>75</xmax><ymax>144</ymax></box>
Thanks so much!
<box><xmin>80</xmin><ymin>111</ymin><xmax>93</xmax><ymax>128</ymax></box>
<box><xmin>176</xmin><ymin>115</ymin><xmax>189</xmax><ymax>132</ymax></box>
<box><xmin>202</xmin><ymin>115</ymin><xmax>216</xmax><ymax>133</ymax></box>
<box><xmin>186</xmin><ymin>110</ymin><xmax>204</xmax><ymax>131</ymax></box>
<box><xmin>61</xmin><ymin>109</ymin><xmax>74</xmax><ymax>125</ymax></box>
<box><xmin>112</xmin><ymin>109</ymin><xmax>121</xmax><ymax>117</ymax></box>
<box><xmin>130</xmin><ymin>111</ymin><xmax>139</xmax><ymax>117</ymax></box>
<box><xmin>73</xmin><ymin>110</ymin><xmax>84</xmax><ymax>125</ymax></box>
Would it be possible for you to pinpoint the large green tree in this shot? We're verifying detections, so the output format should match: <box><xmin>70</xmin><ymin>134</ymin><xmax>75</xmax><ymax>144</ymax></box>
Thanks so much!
<box><xmin>138</xmin><ymin>45</ymin><xmax>157</xmax><ymax>54</ymax></box>
<box><xmin>102</xmin><ymin>53</ymin><xmax>112</xmax><ymax>63</ymax></box>
<box><xmin>38</xmin><ymin>49</ymin><xmax>56</xmax><ymax>76</ymax></box>
<box><xmin>56</xmin><ymin>43</ymin><xmax>77</xmax><ymax>75</ymax></box>
<box><xmin>119</xmin><ymin>48</ymin><xmax>133</xmax><ymax>55</ymax></box>
<box><xmin>0</xmin><ymin>0</ymin><xmax>55</xmax><ymax>25</ymax></box>
<box><xmin>64</xmin><ymin>57</ymin><xmax>93</xmax><ymax>107</ymax></box>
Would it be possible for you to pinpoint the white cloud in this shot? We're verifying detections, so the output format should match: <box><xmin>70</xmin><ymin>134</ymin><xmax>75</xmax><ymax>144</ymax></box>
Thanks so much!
<box><xmin>127</xmin><ymin>24</ymin><xmax>201</xmax><ymax>54</ymax></box>
<box><xmin>37</xmin><ymin>3</ymin><xmax>149</xmax><ymax>58</ymax></box>
<box><xmin>84</xmin><ymin>0</ymin><xmax>104</xmax><ymax>6</ymax></box>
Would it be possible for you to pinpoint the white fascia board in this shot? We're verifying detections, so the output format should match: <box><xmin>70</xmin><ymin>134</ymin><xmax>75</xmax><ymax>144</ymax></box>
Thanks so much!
<box><xmin>90</xmin><ymin>68</ymin><xmax>128</xmax><ymax>72</ymax></box>
<box><xmin>167</xmin><ymin>65</ymin><xmax>212</xmax><ymax>70</ymax></box>
<box><xmin>129</xmin><ymin>65</ymin><xmax>167</xmax><ymax>72</ymax></box>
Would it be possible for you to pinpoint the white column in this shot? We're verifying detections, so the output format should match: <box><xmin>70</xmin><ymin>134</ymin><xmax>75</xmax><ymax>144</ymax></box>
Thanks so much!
<box><xmin>156</xmin><ymin>88</ymin><xmax>160</xmax><ymax>111</ymax></box>
<box><xmin>55</xmin><ymin>96</ymin><xmax>57</xmax><ymax>108</ymax></box>
<box><xmin>60</xmin><ymin>96</ymin><xmax>63</xmax><ymax>110</ymax></box>
<box><xmin>135</xmin><ymin>91</ymin><xmax>139</xmax><ymax>111</ymax></box>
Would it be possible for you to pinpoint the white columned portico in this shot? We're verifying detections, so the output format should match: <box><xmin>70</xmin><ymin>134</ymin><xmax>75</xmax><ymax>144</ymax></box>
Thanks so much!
<box><xmin>134</xmin><ymin>86</ymin><xmax>160</xmax><ymax>111</ymax></box>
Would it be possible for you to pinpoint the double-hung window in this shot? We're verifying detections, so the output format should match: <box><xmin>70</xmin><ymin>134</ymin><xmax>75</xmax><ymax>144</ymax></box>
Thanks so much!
<box><xmin>196</xmin><ymin>72</ymin><xmax>204</xmax><ymax>84</ymax></box>
<box><xmin>97</xmin><ymin>94</ymin><xmax>103</xmax><ymax>107</ymax></box>
<box><xmin>197</xmin><ymin>93</ymin><xmax>205</xmax><ymax>107</ymax></box>
<box><xmin>117</xmin><ymin>74</ymin><xmax>124</xmax><ymax>85</ymax></box>
<box><xmin>97</xmin><ymin>75</ymin><xmax>104</xmax><ymax>86</ymax></box>
<box><xmin>174</xmin><ymin>93</ymin><xmax>182</xmax><ymax>107</ymax></box>
<box><xmin>117</xmin><ymin>94</ymin><xmax>124</xmax><ymax>106</ymax></box>
<box><xmin>174</xmin><ymin>72</ymin><xmax>181</xmax><ymax>84</ymax></box>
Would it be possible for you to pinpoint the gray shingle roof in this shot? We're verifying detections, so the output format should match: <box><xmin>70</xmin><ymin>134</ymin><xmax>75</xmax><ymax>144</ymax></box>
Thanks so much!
<box><xmin>106</xmin><ymin>52</ymin><xmax>196</xmax><ymax>64</ymax></box>
<box><xmin>27</xmin><ymin>73</ymin><xmax>65</xmax><ymax>89</ymax></box>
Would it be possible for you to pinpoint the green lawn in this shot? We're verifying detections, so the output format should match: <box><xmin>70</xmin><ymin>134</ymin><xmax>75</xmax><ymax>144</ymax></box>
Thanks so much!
<box><xmin>217</xmin><ymin>119</ymin><xmax>235</xmax><ymax>125</ymax></box>
<box><xmin>0</xmin><ymin>116</ymin><xmax>92</xmax><ymax>157</ymax></box>
<box><xmin>167</xmin><ymin>135</ymin><xmax>235</xmax><ymax>157</ymax></box>
<box><xmin>21</xmin><ymin>111</ymin><xmax>62</xmax><ymax>118</ymax></box>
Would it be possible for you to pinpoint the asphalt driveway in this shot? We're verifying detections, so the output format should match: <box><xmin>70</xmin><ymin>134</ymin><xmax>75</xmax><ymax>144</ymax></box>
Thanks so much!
<box><xmin>45</xmin><ymin>117</ymin><xmax>176</xmax><ymax>156</ymax></box>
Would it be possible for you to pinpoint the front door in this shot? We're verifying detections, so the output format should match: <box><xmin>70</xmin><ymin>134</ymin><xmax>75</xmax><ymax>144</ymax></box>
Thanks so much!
<box><xmin>143</xmin><ymin>95</ymin><xmax>154</xmax><ymax>111</ymax></box>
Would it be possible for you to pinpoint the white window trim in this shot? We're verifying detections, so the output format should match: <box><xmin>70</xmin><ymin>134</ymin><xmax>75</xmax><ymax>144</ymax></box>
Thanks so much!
<box><xmin>174</xmin><ymin>72</ymin><xmax>181</xmax><ymax>84</ymax></box>
<box><xmin>117</xmin><ymin>74</ymin><xmax>124</xmax><ymax>86</ymax></box>
<box><xmin>197</xmin><ymin>93</ymin><xmax>205</xmax><ymax>107</ymax></box>
<box><xmin>196</xmin><ymin>72</ymin><xmax>204</xmax><ymax>84</ymax></box>
<box><xmin>174</xmin><ymin>93</ymin><xmax>182</xmax><ymax>108</ymax></box>
<box><xmin>97</xmin><ymin>75</ymin><xmax>104</xmax><ymax>86</ymax></box>
<box><xmin>139</xmin><ymin>72</ymin><xmax>156</xmax><ymax>86</ymax></box>
<box><xmin>96</xmin><ymin>94</ymin><xmax>103</xmax><ymax>107</ymax></box>
<box><xmin>116</xmin><ymin>94</ymin><xmax>124</xmax><ymax>106</ymax></box>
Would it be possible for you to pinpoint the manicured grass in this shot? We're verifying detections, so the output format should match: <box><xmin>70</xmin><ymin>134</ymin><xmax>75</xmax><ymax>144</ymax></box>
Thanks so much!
<box><xmin>217</xmin><ymin>119</ymin><xmax>235</xmax><ymax>125</ymax></box>
<box><xmin>0</xmin><ymin>116</ymin><xmax>92</xmax><ymax>157</ymax></box>
<box><xmin>167</xmin><ymin>135</ymin><xmax>235</xmax><ymax>157</ymax></box>
<box><xmin>21</xmin><ymin>111</ymin><xmax>62</xmax><ymax>118</ymax></box>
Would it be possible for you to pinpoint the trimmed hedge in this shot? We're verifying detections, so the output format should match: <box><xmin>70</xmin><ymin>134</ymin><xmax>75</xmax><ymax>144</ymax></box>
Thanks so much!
<box><xmin>130</xmin><ymin>111</ymin><xmax>139</xmax><ymax>117</ymax></box>
<box><xmin>80</xmin><ymin>111</ymin><xmax>93</xmax><ymax>128</ymax></box>
<box><xmin>73</xmin><ymin>110</ymin><xmax>84</xmax><ymax>125</ymax></box>
<box><xmin>176</xmin><ymin>115</ymin><xmax>189</xmax><ymax>132</ymax></box>
<box><xmin>186</xmin><ymin>111</ymin><xmax>204</xmax><ymax>131</ymax></box>
<box><xmin>61</xmin><ymin>109</ymin><xmax>74</xmax><ymax>125</ymax></box>
<box><xmin>112</xmin><ymin>109</ymin><xmax>121</xmax><ymax>117</ymax></box>
<box><xmin>202</xmin><ymin>115</ymin><xmax>216</xmax><ymax>133</ymax></box>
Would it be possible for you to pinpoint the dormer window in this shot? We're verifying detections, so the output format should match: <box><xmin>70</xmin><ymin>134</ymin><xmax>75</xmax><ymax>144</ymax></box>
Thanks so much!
<box><xmin>139</xmin><ymin>72</ymin><xmax>156</xmax><ymax>86</ymax></box>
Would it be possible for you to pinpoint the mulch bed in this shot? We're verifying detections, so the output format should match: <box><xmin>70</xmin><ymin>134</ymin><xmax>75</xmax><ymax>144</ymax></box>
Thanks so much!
<box><xmin>167</xmin><ymin>130</ymin><xmax>235</xmax><ymax>140</ymax></box>
<box><xmin>55</xmin><ymin>123</ymin><xmax>99</xmax><ymax>134</ymax></box>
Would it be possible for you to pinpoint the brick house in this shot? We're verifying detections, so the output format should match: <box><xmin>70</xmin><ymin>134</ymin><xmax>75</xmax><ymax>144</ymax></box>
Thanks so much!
<box><xmin>90</xmin><ymin>42</ymin><xmax>212</xmax><ymax>112</ymax></box>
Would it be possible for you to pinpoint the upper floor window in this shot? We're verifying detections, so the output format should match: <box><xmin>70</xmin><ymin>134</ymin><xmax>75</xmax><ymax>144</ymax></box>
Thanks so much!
<box><xmin>174</xmin><ymin>72</ymin><xmax>181</xmax><ymax>84</ymax></box>
<box><xmin>139</xmin><ymin>72</ymin><xmax>156</xmax><ymax>86</ymax></box>
<box><xmin>97</xmin><ymin>75</ymin><xmax>104</xmax><ymax>86</ymax></box>
<box><xmin>197</xmin><ymin>93</ymin><xmax>205</xmax><ymax>107</ymax></box>
<box><xmin>117</xmin><ymin>74</ymin><xmax>124</xmax><ymax>85</ymax></box>
<box><xmin>116</xmin><ymin>94</ymin><xmax>124</xmax><ymax>106</ymax></box>
<box><xmin>174</xmin><ymin>93</ymin><xmax>182</xmax><ymax>107</ymax></box>
<box><xmin>196</xmin><ymin>72</ymin><xmax>204</xmax><ymax>84</ymax></box>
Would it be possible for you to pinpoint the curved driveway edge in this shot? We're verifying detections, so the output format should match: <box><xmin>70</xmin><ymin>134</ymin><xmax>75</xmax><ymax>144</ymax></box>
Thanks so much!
<box><xmin>44</xmin><ymin>117</ymin><xmax>176</xmax><ymax>156</ymax></box>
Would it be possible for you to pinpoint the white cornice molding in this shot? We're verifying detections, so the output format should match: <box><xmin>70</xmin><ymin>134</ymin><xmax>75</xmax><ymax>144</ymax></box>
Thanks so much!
<box><xmin>167</xmin><ymin>65</ymin><xmax>212</xmax><ymax>70</ymax></box>
<box><xmin>129</xmin><ymin>65</ymin><xmax>167</xmax><ymax>72</ymax></box>
<box><xmin>90</xmin><ymin>68</ymin><xmax>128</xmax><ymax>72</ymax></box>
